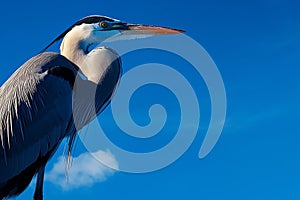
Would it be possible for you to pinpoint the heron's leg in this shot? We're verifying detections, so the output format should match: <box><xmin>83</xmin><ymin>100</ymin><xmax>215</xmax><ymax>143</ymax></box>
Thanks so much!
<box><xmin>33</xmin><ymin>166</ymin><xmax>45</xmax><ymax>200</ymax></box>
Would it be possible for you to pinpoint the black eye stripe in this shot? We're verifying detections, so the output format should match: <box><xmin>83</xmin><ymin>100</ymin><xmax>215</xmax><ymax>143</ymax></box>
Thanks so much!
<box><xmin>74</xmin><ymin>16</ymin><xmax>114</xmax><ymax>26</ymax></box>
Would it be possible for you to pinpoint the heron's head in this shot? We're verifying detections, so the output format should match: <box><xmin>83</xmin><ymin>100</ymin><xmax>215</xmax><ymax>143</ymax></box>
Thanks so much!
<box><xmin>81</xmin><ymin>15</ymin><xmax>184</xmax><ymax>44</ymax></box>
<box><xmin>43</xmin><ymin>15</ymin><xmax>184</xmax><ymax>54</ymax></box>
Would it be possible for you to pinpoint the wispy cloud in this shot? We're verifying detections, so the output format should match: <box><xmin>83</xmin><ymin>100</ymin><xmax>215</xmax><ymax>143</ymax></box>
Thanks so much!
<box><xmin>45</xmin><ymin>150</ymin><xmax>118</xmax><ymax>190</ymax></box>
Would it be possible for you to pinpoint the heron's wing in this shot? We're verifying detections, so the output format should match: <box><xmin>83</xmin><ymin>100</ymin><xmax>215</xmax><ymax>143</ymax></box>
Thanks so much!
<box><xmin>0</xmin><ymin>52</ymin><xmax>78</xmax><ymax>183</ymax></box>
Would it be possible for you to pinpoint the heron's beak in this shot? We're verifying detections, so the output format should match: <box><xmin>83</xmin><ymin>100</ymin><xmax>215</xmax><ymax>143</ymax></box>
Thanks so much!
<box><xmin>104</xmin><ymin>22</ymin><xmax>184</xmax><ymax>42</ymax></box>
<box><xmin>124</xmin><ymin>23</ymin><xmax>184</xmax><ymax>35</ymax></box>
<box><xmin>111</xmin><ymin>22</ymin><xmax>184</xmax><ymax>34</ymax></box>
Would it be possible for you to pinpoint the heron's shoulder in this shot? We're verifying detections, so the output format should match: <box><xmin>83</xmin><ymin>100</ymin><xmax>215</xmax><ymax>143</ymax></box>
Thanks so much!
<box><xmin>25</xmin><ymin>52</ymin><xmax>79</xmax><ymax>72</ymax></box>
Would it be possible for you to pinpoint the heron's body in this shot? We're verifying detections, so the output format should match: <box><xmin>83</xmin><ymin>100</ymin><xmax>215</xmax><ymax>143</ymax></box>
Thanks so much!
<box><xmin>0</xmin><ymin>15</ymin><xmax>182</xmax><ymax>200</ymax></box>
<box><xmin>0</xmin><ymin>49</ymin><xmax>121</xmax><ymax>199</ymax></box>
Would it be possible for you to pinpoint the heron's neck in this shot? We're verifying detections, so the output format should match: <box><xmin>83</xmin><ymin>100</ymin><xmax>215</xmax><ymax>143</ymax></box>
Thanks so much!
<box><xmin>59</xmin><ymin>26</ymin><xmax>119</xmax><ymax>84</ymax></box>
<box><xmin>60</xmin><ymin>33</ymin><xmax>89</xmax><ymax>67</ymax></box>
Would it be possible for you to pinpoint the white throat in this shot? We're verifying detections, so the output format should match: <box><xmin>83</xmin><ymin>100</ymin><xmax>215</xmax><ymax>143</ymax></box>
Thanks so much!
<box><xmin>60</xmin><ymin>26</ymin><xmax>90</xmax><ymax>67</ymax></box>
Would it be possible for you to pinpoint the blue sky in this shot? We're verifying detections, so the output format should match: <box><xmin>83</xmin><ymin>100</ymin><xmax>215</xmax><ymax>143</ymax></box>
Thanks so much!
<box><xmin>1</xmin><ymin>0</ymin><xmax>299</xmax><ymax>199</ymax></box>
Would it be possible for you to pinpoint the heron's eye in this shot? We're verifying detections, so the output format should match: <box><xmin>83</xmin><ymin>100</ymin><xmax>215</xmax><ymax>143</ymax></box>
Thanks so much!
<box><xmin>100</xmin><ymin>21</ymin><xmax>108</xmax><ymax>28</ymax></box>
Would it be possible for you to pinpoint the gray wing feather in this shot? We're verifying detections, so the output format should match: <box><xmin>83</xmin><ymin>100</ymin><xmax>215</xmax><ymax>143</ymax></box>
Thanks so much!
<box><xmin>0</xmin><ymin>52</ymin><xmax>78</xmax><ymax>183</ymax></box>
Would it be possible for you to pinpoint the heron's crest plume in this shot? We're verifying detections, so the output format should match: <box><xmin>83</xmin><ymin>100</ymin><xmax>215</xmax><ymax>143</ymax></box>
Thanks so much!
<box><xmin>41</xmin><ymin>15</ymin><xmax>115</xmax><ymax>53</ymax></box>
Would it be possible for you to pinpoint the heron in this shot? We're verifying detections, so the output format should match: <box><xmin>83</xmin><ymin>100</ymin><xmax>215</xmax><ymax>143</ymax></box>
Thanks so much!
<box><xmin>0</xmin><ymin>15</ymin><xmax>183</xmax><ymax>200</ymax></box>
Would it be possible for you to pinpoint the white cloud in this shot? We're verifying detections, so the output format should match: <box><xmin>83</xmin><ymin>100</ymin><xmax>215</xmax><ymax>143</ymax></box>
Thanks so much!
<box><xmin>45</xmin><ymin>150</ymin><xmax>118</xmax><ymax>190</ymax></box>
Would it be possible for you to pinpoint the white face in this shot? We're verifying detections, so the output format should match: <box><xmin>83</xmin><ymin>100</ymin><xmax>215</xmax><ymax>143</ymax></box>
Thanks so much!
<box><xmin>90</xmin><ymin>22</ymin><xmax>122</xmax><ymax>43</ymax></box>
<box><xmin>60</xmin><ymin>20</ymin><xmax>123</xmax><ymax>55</ymax></box>
<box><xmin>75</xmin><ymin>22</ymin><xmax>120</xmax><ymax>45</ymax></box>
